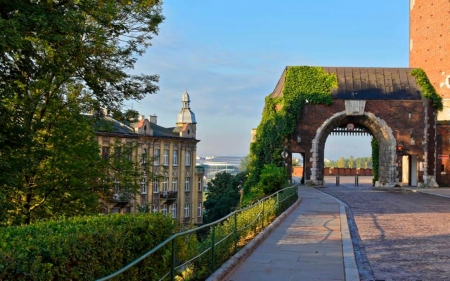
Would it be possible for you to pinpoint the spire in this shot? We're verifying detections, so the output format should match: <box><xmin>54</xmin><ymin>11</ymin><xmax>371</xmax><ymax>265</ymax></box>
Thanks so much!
<box><xmin>177</xmin><ymin>88</ymin><xmax>196</xmax><ymax>125</ymax></box>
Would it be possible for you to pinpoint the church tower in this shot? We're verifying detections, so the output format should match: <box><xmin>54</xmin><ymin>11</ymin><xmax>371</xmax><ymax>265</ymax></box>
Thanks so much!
<box><xmin>410</xmin><ymin>0</ymin><xmax>450</xmax><ymax>119</ymax></box>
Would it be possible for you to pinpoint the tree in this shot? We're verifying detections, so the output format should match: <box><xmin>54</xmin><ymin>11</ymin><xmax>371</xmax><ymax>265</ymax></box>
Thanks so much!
<box><xmin>292</xmin><ymin>157</ymin><xmax>302</xmax><ymax>166</ymax></box>
<box><xmin>348</xmin><ymin>156</ymin><xmax>355</xmax><ymax>169</ymax></box>
<box><xmin>203</xmin><ymin>172</ymin><xmax>245</xmax><ymax>224</ymax></box>
<box><xmin>0</xmin><ymin>1</ymin><xmax>164</xmax><ymax>225</ymax></box>
<box><xmin>239</xmin><ymin>154</ymin><xmax>251</xmax><ymax>172</ymax></box>
<box><xmin>355</xmin><ymin>157</ymin><xmax>363</xmax><ymax>169</ymax></box>
<box><xmin>336</xmin><ymin>157</ymin><xmax>346</xmax><ymax>168</ymax></box>
<box><xmin>111</xmin><ymin>109</ymin><xmax>141</xmax><ymax>123</ymax></box>
<box><xmin>256</xmin><ymin>164</ymin><xmax>288</xmax><ymax>196</ymax></box>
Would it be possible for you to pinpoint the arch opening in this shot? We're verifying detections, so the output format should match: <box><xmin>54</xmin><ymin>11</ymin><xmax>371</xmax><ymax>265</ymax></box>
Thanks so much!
<box><xmin>310</xmin><ymin>111</ymin><xmax>399</xmax><ymax>187</ymax></box>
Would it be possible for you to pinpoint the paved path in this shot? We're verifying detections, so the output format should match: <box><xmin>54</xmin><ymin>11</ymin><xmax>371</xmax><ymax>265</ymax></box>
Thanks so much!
<box><xmin>321</xmin><ymin>177</ymin><xmax>450</xmax><ymax>281</ymax></box>
<box><xmin>223</xmin><ymin>186</ymin><xmax>358</xmax><ymax>281</ymax></box>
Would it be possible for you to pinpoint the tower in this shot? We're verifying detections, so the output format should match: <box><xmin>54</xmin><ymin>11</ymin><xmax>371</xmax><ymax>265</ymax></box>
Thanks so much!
<box><xmin>410</xmin><ymin>0</ymin><xmax>450</xmax><ymax>119</ymax></box>
<box><xmin>176</xmin><ymin>89</ymin><xmax>197</xmax><ymax>138</ymax></box>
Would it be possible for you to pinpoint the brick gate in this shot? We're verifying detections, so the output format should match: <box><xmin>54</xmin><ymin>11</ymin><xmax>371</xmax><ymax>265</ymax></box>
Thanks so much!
<box><xmin>271</xmin><ymin>67</ymin><xmax>439</xmax><ymax>188</ymax></box>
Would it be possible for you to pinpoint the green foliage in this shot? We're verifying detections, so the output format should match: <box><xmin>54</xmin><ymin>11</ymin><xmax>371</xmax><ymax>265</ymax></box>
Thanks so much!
<box><xmin>325</xmin><ymin>157</ymin><xmax>372</xmax><ymax>169</ymax></box>
<box><xmin>245</xmin><ymin>66</ymin><xmax>337</xmax><ymax>199</ymax></box>
<box><xmin>253</xmin><ymin>164</ymin><xmax>288</xmax><ymax>196</ymax></box>
<box><xmin>0</xmin><ymin>1</ymin><xmax>164</xmax><ymax>225</ymax></box>
<box><xmin>0</xmin><ymin>213</ymin><xmax>182</xmax><ymax>281</ymax></box>
<box><xmin>336</xmin><ymin>157</ymin><xmax>346</xmax><ymax>168</ymax></box>
<box><xmin>239</xmin><ymin>154</ymin><xmax>251</xmax><ymax>172</ymax></box>
<box><xmin>348</xmin><ymin>156</ymin><xmax>355</xmax><ymax>168</ymax></box>
<box><xmin>111</xmin><ymin>109</ymin><xmax>141</xmax><ymax>123</ymax></box>
<box><xmin>371</xmin><ymin>137</ymin><xmax>379</xmax><ymax>185</ymax></box>
<box><xmin>203</xmin><ymin>172</ymin><xmax>246</xmax><ymax>224</ymax></box>
<box><xmin>410</xmin><ymin>68</ymin><xmax>443</xmax><ymax>111</ymax></box>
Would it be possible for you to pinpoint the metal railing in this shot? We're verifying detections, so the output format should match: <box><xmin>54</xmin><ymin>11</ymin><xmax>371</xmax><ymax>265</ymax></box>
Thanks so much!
<box><xmin>97</xmin><ymin>184</ymin><xmax>299</xmax><ymax>281</ymax></box>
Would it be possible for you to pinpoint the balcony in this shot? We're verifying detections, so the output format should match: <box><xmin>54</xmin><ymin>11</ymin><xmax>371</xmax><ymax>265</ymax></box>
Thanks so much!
<box><xmin>112</xmin><ymin>192</ymin><xmax>132</xmax><ymax>203</ymax></box>
<box><xmin>160</xmin><ymin>191</ymin><xmax>178</xmax><ymax>201</ymax></box>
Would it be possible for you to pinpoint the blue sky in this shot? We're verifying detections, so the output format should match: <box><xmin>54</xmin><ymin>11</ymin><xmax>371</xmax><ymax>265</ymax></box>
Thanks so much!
<box><xmin>130</xmin><ymin>0</ymin><xmax>409</xmax><ymax>159</ymax></box>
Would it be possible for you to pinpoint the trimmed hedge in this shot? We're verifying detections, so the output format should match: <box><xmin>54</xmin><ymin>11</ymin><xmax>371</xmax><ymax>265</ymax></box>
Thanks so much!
<box><xmin>0</xmin><ymin>213</ymin><xmax>180</xmax><ymax>280</ymax></box>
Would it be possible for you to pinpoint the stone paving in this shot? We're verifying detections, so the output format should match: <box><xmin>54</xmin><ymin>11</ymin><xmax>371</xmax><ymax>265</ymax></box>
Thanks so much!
<box><xmin>321</xmin><ymin>176</ymin><xmax>450</xmax><ymax>281</ymax></box>
<box><xmin>223</xmin><ymin>187</ymin><xmax>352</xmax><ymax>281</ymax></box>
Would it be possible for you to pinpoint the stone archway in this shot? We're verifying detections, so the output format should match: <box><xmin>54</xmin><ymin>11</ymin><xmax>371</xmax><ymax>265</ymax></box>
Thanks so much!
<box><xmin>309</xmin><ymin>101</ymin><xmax>398</xmax><ymax>186</ymax></box>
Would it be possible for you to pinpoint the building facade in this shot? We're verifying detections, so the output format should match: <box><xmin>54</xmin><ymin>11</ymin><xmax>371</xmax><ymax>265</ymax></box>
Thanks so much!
<box><xmin>93</xmin><ymin>90</ymin><xmax>204</xmax><ymax>224</ymax></box>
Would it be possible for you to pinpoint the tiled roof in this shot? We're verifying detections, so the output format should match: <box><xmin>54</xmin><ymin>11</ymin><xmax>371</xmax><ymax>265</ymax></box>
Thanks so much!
<box><xmin>271</xmin><ymin>67</ymin><xmax>423</xmax><ymax>100</ymax></box>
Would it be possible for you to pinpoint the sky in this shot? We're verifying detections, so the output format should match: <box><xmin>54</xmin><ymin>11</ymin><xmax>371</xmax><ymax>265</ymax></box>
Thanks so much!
<box><xmin>130</xmin><ymin>0</ymin><xmax>409</xmax><ymax>159</ymax></box>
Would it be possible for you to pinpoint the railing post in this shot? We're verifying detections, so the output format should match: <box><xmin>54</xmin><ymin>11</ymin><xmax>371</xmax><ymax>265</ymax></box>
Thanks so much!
<box><xmin>234</xmin><ymin>212</ymin><xmax>238</xmax><ymax>254</ymax></box>
<box><xmin>355</xmin><ymin>174</ymin><xmax>359</xmax><ymax>186</ymax></box>
<box><xmin>171</xmin><ymin>238</ymin><xmax>176</xmax><ymax>281</ymax></box>
<box><xmin>211</xmin><ymin>225</ymin><xmax>216</xmax><ymax>272</ymax></box>
<box><xmin>276</xmin><ymin>192</ymin><xmax>280</xmax><ymax>214</ymax></box>
<box><xmin>261</xmin><ymin>200</ymin><xmax>265</xmax><ymax>230</ymax></box>
<box><xmin>336</xmin><ymin>175</ymin><xmax>340</xmax><ymax>186</ymax></box>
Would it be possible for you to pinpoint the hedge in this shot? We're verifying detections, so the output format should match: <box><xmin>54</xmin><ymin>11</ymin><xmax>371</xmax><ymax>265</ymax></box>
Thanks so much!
<box><xmin>0</xmin><ymin>213</ymin><xmax>182</xmax><ymax>280</ymax></box>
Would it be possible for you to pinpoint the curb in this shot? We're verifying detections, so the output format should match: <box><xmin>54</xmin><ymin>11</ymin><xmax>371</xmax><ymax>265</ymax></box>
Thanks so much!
<box><xmin>317</xmin><ymin>189</ymin><xmax>360</xmax><ymax>281</ymax></box>
<box><xmin>206</xmin><ymin>196</ymin><xmax>302</xmax><ymax>281</ymax></box>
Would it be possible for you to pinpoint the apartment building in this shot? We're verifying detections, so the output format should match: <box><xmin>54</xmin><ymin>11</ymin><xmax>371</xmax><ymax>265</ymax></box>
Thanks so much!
<box><xmin>93</xmin><ymin>90</ymin><xmax>204</xmax><ymax>224</ymax></box>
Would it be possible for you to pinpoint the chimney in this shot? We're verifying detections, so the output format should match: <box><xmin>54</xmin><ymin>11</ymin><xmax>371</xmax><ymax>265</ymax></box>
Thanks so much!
<box><xmin>148</xmin><ymin>115</ymin><xmax>157</xmax><ymax>124</ymax></box>
<box><xmin>138</xmin><ymin>115</ymin><xmax>145</xmax><ymax>121</ymax></box>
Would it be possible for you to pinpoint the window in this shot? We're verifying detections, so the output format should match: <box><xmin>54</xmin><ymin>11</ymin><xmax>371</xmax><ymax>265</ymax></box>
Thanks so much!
<box><xmin>185</xmin><ymin>151</ymin><xmax>191</xmax><ymax>166</ymax></box>
<box><xmin>163</xmin><ymin>149</ymin><xmax>169</xmax><ymax>166</ymax></box>
<box><xmin>184</xmin><ymin>203</ymin><xmax>190</xmax><ymax>218</ymax></box>
<box><xmin>152</xmin><ymin>205</ymin><xmax>158</xmax><ymax>213</ymax></box>
<box><xmin>141</xmin><ymin>148</ymin><xmax>147</xmax><ymax>165</ymax></box>
<box><xmin>172</xmin><ymin>178</ymin><xmax>178</xmax><ymax>191</ymax></box>
<box><xmin>154</xmin><ymin>149</ymin><xmax>160</xmax><ymax>165</ymax></box>
<box><xmin>141</xmin><ymin>178</ymin><xmax>147</xmax><ymax>194</ymax></box>
<box><xmin>162</xmin><ymin>178</ymin><xmax>168</xmax><ymax>191</ymax></box>
<box><xmin>171</xmin><ymin>204</ymin><xmax>177</xmax><ymax>218</ymax></box>
<box><xmin>173</xmin><ymin>150</ymin><xmax>178</xmax><ymax>166</ymax></box>
<box><xmin>198</xmin><ymin>203</ymin><xmax>202</xmax><ymax>217</ymax></box>
<box><xmin>153</xmin><ymin>181</ymin><xmax>159</xmax><ymax>193</ymax></box>
<box><xmin>185</xmin><ymin>177</ymin><xmax>190</xmax><ymax>192</ymax></box>
<box><xmin>125</xmin><ymin>145</ymin><xmax>133</xmax><ymax>161</ymax></box>
<box><xmin>162</xmin><ymin>204</ymin><xmax>168</xmax><ymax>216</ymax></box>
<box><xmin>102</xmin><ymin>146</ymin><xmax>110</xmax><ymax>160</ymax></box>
<box><xmin>114</xmin><ymin>180</ymin><xmax>120</xmax><ymax>194</ymax></box>
<box><xmin>114</xmin><ymin>147</ymin><xmax>121</xmax><ymax>161</ymax></box>
<box><xmin>198</xmin><ymin>177</ymin><xmax>202</xmax><ymax>192</ymax></box>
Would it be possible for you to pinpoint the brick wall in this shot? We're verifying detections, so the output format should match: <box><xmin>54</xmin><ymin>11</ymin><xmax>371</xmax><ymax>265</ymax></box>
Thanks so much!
<box><xmin>290</xmin><ymin>99</ymin><xmax>435</xmax><ymax>184</ymax></box>
<box><xmin>410</xmin><ymin>0</ymin><xmax>450</xmax><ymax>99</ymax></box>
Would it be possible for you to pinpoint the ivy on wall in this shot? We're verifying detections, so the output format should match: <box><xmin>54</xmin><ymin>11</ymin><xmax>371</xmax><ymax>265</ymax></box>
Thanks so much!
<box><xmin>410</xmin><ymin>68</ymin><xmax>443</xmax><ymax>111</ymax></box>
<box><xmin>371</xmin><ymin>137</ymin><xmax>379</xmax><ymax>186</ymax></box>
<box><xmin>244</xmin><ymin>66</ymin><xmax>337</xmax><ymax>199</ymax></box>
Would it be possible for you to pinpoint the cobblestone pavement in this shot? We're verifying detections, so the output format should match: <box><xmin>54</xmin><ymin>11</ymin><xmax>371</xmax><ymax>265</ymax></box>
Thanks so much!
<box><xmin>321</xmin><ymin>176</ymin><xmax>450</xmax><ymax>281</ymax></box>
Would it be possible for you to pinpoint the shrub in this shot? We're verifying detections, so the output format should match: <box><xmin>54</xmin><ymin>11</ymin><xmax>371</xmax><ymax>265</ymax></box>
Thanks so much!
<box><xmin>0</xmin><ymin>213</ymin><xmax>182</xmax><ymax>280</ymax></box>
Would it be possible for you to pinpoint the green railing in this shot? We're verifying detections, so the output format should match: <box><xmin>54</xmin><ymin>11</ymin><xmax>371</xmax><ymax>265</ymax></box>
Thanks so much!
<box><xmin>97</xmin><ymin>184</ymin><xmax>299</xmax><ymax>281</ymax></box>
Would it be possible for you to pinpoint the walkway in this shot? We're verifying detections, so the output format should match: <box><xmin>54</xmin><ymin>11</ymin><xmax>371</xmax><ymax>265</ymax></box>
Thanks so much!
<box><xmin>220</xmin><ymin>186</ymin><xmax>359</xmax><ymax>281</ymax></box>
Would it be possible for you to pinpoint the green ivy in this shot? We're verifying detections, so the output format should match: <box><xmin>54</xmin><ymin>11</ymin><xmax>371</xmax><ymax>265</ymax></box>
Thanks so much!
<box><xmin>410</xmin><ymin>68</ymin><xmax>443</xmax><ymax>111</ymax></box>
<box><xmin>371</xmin><ymin>137</ymin><xmax>379</xmax><ymax>186</ymax></box>
<box><xmin>244</xmin><ymin>66</ymin><xmax>337</xmax><ymax>199</ymax></box>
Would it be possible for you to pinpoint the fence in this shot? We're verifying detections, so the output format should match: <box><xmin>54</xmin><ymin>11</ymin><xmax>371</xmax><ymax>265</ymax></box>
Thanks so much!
<box><xmin>97</xmin><ymin>184</ymin><xmax>299</xmax><ymax>281</ymax></box>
